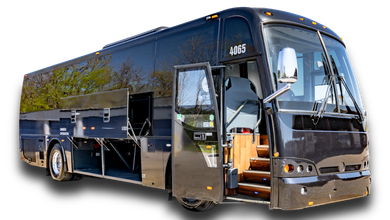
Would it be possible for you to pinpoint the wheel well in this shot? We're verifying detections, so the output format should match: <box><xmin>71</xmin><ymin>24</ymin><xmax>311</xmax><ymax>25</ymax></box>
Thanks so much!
<box><xmin>46</xmin><ymin>139</ymin><xmax>63</xmax><ymax>170</ymax></box>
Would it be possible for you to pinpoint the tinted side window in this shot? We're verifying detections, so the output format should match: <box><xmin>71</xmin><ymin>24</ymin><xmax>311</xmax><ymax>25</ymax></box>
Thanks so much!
<box><xmin>20</xmin><ymin>41</ymin><xmax>157</xmax><ymax>113</ymax></box>
<box><xmin>222</xmin><ymin>17</ymin><xmax>255</xmax><ymax>59</ymax></box>
<box><xmin>20</xmin><ymin>54</ymin><xmax>113</xmax><ymax>113</ymax></box>
<box><xmin>155</xmin><ymin>21</ymin><xmax>219</xmax><ymax>98</ymax></box>
<box><xmin>109</xmin><ymin>41</ymin><xmax>155</xmax><ymax>95</ymax></box>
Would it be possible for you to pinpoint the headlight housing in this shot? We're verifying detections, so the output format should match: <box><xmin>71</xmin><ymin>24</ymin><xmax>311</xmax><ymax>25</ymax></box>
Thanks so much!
<box><xmin>274</xmin><ymin>158</ymin><xmax>318</xmax><ymax>177</ymax></box>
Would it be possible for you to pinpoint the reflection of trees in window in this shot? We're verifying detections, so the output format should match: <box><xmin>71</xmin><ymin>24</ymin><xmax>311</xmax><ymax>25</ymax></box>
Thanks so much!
<box><xmin>109</xmin><ymin>56</ymin><xmax>147</xmax><ymax>94</ymax></box>
<box><xmin>176</xmin><ymin>34</ymin><xmax>217</xmax><ymax>66</ymax></box>
<box><xmin>20</xmin><ymin>55</ymin><xmax>113</xmax><ymax>113</ymax></box>
<box><xmin>21</xmin><ymin>23</ymin><xmax>220</xmax><ymax>112</ymax></box>
<box><xmin>176</xmin><ymin>69</ymin><xmax>214</xmax><ymax>128</ymax></box>
<box><xmin>148</xmin><ymin>67</ymin><xmax>173</xmax><ymax>98</ymax></box>
<box><xmin>152</xmin><ymin>33</ymin><xmax>217</xmax><ymax>98</ymax></box>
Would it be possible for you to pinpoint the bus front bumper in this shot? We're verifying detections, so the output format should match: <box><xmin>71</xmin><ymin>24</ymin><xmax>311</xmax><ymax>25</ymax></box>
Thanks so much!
<box><xmin>277</xmin><ymin>170</ymin><xmax>371</xmax><ymax>210</ymax></box>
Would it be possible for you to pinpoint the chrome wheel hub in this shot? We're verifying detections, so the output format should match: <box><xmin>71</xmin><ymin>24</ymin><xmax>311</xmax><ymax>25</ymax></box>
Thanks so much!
<box><xmin>52</xmin><ymin>151</ymin><xmax>62</xmax><ymax>175</ymax></box>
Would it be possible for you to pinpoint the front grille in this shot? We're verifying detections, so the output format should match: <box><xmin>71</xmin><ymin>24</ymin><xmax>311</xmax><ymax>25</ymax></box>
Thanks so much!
<box><xmin>319</xmin><ymin>166</ymin><xmax>339</xmax><ymax>174</ymax></box>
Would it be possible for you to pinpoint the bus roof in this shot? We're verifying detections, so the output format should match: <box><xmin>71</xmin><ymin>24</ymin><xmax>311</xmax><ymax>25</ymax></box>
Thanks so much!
<box><xmin>22</xmin><ymin>4</ymin><xmax>344</xmax><ymax>76</ymax></box>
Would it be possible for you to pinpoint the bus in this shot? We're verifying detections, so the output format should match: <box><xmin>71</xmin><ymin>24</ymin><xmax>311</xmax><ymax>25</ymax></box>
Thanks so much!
<box><xmin>19</xmin><ymin>7</ymin><xmax>371</xmax><ymax>211</ymax></box>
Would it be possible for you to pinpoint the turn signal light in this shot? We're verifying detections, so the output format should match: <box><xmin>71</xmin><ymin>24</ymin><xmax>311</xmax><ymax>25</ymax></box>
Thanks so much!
<box><xmin>206</xmin><ymin>14</ymin><xmax>218</xmax><ymax>20</ymax></box>
<box><xmin>284</xmin><ymin>164</ymin><xmax>294</xmax><ymax>173</ymax></box>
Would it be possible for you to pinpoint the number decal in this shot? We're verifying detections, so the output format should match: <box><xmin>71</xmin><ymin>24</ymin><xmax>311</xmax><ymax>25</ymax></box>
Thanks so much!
<box><xmin>242</xmin><ymin>43</ymin><xmax>246</xmax><ymax>54</ymax></box>
<box><xmin>229</xmin><ymin>44</ymin><xmax>246</xmax><ymax>56</ymax></box>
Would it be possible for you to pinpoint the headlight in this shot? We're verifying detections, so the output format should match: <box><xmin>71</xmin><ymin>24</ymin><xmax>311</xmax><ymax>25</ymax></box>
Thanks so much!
<box><xmin>284</xmin><ymin>164</ymin><xmax>294</xmax><ymax>173</ymax></box>
<box><xmin>275</xmin><ymin>158</ymin><xmax>318</xmax><ymax>177</ymax></box>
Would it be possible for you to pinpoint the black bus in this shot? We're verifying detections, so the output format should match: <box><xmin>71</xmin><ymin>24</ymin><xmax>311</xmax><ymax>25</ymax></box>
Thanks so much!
<box><xmin>19</xmin><ymin>7</ymin><xmax>371</xmax><ymax>211</ymax></box>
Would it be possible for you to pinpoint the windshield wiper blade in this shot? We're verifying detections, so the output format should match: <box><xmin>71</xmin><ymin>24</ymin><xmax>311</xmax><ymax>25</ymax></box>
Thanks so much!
<box><xmin>311</xmin><ymin>53</ymin><xmax>333</xmax><ymax>125</ymax></box>
<box><xmin>330</xmin><ymin>55</ymin><xmax>364</xmax><ymax>122</ymax></box>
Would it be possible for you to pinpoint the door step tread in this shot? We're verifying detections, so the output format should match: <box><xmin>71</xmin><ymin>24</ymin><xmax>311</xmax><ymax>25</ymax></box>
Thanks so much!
<box><xmin>256</xmin><ymin>145</ymin><xmax>269</xmax><ymax>148</ymax></box>
<box><xmin>250</xmin><ymin>157</ymin><xmax>270</xmax><ymax>161</ymax></box>
<box><xmin>225</xmin><ymin>196</ymin><xmax>270</xmax><ymax>204</ymax></box>
<box><xmin>238</xmin><ymin>182</ymin><xmax>271</xmax><ymax>189</ymax></box>
<box><xmin>243</xmin><ymin>170</ymin><xmax>270</xmax><ymax>183</ymax></box>
<box><xmin>243</xmin><ymin>170</ymin><xmax>270</xmax><ymax>174</ymax></box>
<box><xmin>250</xmin><ymin>158</ymin><xmax>270</xmax><ymax>171</ymax></box>
<box><xmin>237</xmin><ymin>182</ymin><xmax>271</xmax><ymax>199</ymax></box>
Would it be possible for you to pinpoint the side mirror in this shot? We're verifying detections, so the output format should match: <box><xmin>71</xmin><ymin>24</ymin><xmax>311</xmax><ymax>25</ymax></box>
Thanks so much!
<box><xmin>277</xmin><ymin>47</ymin><xmax>298</xmax><ymax>84</ymax></box>
<box><xmin>264</xmin><ymin>47</ymin><xmax>298</xmax><ymax>103</ymax></box>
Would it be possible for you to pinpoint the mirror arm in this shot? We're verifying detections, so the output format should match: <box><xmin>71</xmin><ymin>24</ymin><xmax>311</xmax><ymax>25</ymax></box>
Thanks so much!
<box><xmin>263</xmin><ymin>83</ymin><xmax>292</xmax><ymax>103</ymax></box>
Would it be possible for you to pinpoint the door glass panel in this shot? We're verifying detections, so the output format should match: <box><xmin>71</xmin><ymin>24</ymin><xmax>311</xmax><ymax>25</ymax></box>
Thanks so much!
<box><xmin>176</xmin><ymin>67</ymin><xmax>215</xmax><ymax>129</ymax></box>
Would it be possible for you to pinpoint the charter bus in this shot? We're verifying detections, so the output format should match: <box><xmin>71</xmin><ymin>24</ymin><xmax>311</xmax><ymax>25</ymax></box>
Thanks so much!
<box><xmin>19</xmin><ymin>7</ymin><xmax>371</xmax><ymax>211</ymax></box>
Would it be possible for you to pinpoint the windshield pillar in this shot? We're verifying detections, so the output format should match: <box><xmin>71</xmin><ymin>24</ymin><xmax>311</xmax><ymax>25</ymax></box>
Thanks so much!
<box><xmin>316</xmin><ymin>30</ymin><xmax>340</xmax><ymax>114</ymax></box>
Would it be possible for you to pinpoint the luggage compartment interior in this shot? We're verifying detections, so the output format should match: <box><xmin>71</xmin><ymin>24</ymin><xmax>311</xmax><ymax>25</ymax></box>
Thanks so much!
<box><xmin>73</xmin><ymin>138</ymin><xmax>141</xmax><ymax>182</ymax></box>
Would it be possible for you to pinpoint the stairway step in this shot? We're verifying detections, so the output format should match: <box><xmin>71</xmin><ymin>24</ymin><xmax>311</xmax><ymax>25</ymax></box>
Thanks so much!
<box><xmin>256</xmin><ymin>145</ymin><xmax>269</xmax><ymax>157</ymax></box>
<box><xmin>250</xmin><ymin>158</ymin><xmax>270</xmax><ymax>171</ymax></box>
<box><xmin>237</xmin><ymin>182</ymin><xmax>270</xmax><ymax>199</ymax></box>
<box><xmin>243</xmin><ymin>170</ymin><xmax>270</xmax><ymax>184</ymax></box>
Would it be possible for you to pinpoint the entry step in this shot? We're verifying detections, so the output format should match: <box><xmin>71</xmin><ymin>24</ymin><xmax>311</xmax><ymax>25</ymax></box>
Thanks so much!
<box><xmin>243</xmin><ymin>170</ymin><xmax>270</xmax><ymax>184</ymax></box>
<box><xmin>237</xmin><ymin>182</ymin><xmax>270</xmax><ymax>200</ymax></box>
<box><xmin>250</xmin><ymin>158</ymin><xmax>270</xmax><ymax>171</ymax></box>
<box><xmin>256</xmin><ymin>145</ymin><xmax>269</xmax><ymax>157</ymax></box>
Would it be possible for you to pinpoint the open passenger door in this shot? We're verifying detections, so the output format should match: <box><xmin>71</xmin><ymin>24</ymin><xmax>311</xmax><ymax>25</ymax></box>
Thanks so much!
<box><xmin>172</xmin><ymin>63</ymin><xmax>223</xmax><ymax>203</ymax></box>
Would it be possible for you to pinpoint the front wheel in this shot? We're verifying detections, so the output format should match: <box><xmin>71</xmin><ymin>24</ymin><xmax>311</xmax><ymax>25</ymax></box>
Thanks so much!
<box><xmin>49</xmin><ymin>144</ymin><xmax>74</xmax><ymax>181</ymax></box>
<box><xmin>176</xmin><ymin>197</ymin><xmax>217</xmax><ymax>212</ymax></box>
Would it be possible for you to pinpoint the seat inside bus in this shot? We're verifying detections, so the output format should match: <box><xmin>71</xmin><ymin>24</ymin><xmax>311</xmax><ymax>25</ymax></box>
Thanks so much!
<box><xmin>225</xmin><ymin>76</ymin><xmax>260</xmax><ymax>133</ymax></box>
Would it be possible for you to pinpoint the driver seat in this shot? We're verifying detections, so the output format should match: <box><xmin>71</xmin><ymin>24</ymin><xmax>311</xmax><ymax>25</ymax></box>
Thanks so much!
<box><xmin>225</xmin><ymin>76</ymin><xmax>260</xmax><ymax>132</ymax></box>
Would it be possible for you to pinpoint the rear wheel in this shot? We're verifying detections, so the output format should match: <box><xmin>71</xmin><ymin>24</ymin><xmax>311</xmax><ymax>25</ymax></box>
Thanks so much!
<box><xmin>49</xmin><ymin>144</ymin><xmax>74</xmax><ymax>181</ymax></box>
<box><xmin>176</xmin><ymin>197</ymin><xmax>217</xmax><ymax>212</ymax></box>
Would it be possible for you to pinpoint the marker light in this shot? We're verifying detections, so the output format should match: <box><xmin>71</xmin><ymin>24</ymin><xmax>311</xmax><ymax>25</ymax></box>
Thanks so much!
<box><xmin>312</xmin><ymin>21</ymin><xmax>317</xmax><ymax>25</ymax></box>
<box><xmin>206</xmin><ymin>14</ymin><xmax>218</xmax><ymax>20</ymax></box>
<box><xmin>274</xmin><ymin>152</ymin><xmax>279</xmax><ymax>157</ymax></box>
<box><xmin>284</xmin><ymin>164</ymin><xmax>294</xmax><ymax>173</ymax></box>
<box><xmin>323</xmin><ymin>26</ymin><xmax>327</xmax><ymax>29</ymax></box>
<box><xmin>265</xmin><ymin>12</ymin><xmax>273</xmax><ymax>16</ymax></box>
<box><xmin>95</xmin><ymin>52</ymin><xmax>100</xmax><ymax>55</ymax></box>
<box><xmin>207</xmin><ymin>186</ymin><xmax>212</xmax><ymax>190</ymax></box>
<box><xmin>300</xmin><ymin>18</ymin><xmax>304</xmax><ymax>21</ymax></box>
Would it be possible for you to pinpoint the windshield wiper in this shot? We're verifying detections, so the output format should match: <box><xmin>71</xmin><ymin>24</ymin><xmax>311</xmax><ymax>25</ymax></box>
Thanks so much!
<box><xmin>330</xmin><ymin>55</ymin><xmax>364</xmax><ymax>122</ymax></box>
<box><xmin>311</xmin><ymin>53</ymin><xmax>334</xmax><ymax>125</ymax></box>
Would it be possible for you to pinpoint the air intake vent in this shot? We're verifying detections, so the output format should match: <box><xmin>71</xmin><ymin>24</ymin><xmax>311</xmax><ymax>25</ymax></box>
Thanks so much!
<box><xmin>319</xmin><ymin>166</ymin><xmax>339</xmax><ymax>174</ymax></box>
<box><xmin>345</xmin><ymin>164</ymin><xmax>361</xmax><ymax>171</ymax></box>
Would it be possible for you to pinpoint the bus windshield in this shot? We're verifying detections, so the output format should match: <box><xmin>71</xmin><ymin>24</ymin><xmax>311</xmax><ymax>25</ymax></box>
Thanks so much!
<box><xmin>263</xmin><ymin>24</ymin><xmax>363</xmax><ymax>116</ymax></box>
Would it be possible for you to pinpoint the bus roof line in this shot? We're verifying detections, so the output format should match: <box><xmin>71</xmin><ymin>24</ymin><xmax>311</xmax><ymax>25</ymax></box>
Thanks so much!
<box><xmin>22</xmin><ymin>4</ymin><xmax>344</xmax><ymax>77</ymax></box>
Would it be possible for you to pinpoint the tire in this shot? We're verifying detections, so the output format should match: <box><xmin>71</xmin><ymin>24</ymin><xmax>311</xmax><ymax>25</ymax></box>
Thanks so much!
<box><xmin>176</xmin><ymin>197</ymin><xmax>217</xmax><ymax>212</ymax></box>
<box><xmin>49</xmin><ymin>144</ymin><xmax>74</xmax><ymax>181</ymax></box>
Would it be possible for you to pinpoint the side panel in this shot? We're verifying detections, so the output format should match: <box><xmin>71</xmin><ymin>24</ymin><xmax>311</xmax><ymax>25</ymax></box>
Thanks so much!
<box><xmin>20</xmin><ymin>135</ymin><xmax>46</xmax><ymax>167</ymax></box>
<box><xmin>141</xmin><ymin>137</ymin><xmax>171</xmax><ymax>189</ymax></box>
